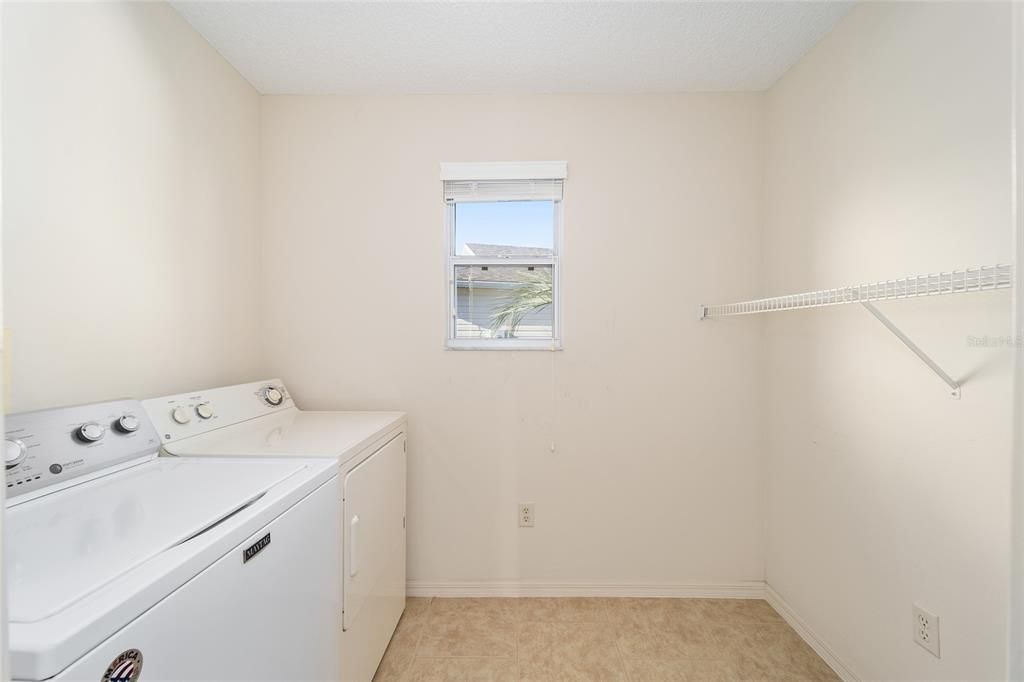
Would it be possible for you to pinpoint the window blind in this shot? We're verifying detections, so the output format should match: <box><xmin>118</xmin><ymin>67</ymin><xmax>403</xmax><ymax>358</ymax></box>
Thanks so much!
<box><xmin>443</xmin><ymin>178</ymin><xmax>564</xmax><ymax>203</ymax></box>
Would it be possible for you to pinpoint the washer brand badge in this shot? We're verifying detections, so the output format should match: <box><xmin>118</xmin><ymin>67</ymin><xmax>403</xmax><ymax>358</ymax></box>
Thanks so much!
<box><xmin>102</xmin><ymin>648</ymin><xmax>143</xmax><ymax>682</ymax></box>
<box><xmin>243</xmin><ymin>532</ymin><xmax>271</xmax><ymax>563</ymax></box>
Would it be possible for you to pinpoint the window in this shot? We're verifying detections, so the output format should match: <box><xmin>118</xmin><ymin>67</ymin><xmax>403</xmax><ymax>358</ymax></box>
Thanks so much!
<box><xmin>442</xmin><ymin>162</ymin><xmax>566</xmax><ymax>350</ymax></box>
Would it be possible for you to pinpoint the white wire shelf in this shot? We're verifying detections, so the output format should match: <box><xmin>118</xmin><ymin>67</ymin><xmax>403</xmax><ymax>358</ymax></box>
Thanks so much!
<box><xmin>699</xmin><ymin>264</ymin><xmax>1013</xmax><ymax>320</ymax></box>
<box><xmin>699</xmin><ymin>263</ymin><xmax>1014</xmax><ymax>400</ymax></box>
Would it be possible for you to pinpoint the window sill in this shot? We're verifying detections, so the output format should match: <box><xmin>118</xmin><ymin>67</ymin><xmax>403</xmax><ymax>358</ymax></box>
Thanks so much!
<box><xmin>446</xmin><ymin>339</ymin><xmax>562</xmax><ymax>351</ymax></box>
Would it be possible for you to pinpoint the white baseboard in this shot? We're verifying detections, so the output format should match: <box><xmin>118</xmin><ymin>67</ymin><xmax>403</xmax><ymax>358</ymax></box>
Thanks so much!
<box><xmin>406</xmin><ymin>580</ymin><xmax>766</xmax><ymax>599</ymax></box>
<box><xmin>765</xmin><ymin>585</ymin><xmax>859</xmax><ymax>682</ymax></box>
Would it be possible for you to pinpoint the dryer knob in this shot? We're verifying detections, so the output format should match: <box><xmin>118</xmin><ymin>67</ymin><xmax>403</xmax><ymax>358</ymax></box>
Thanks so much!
<box><xmin>171</xmin><ymin>406</ymin><xmax>192</xmax><ymax>425</ymax></box>
<box><xmin>264</xmin><ymin>387</ymin><xmax>284</xmax><ymax>406</ymax></box>
<box><xmin>196</xmin><ymin>403</ymin><xmax>214</xmax><ymax>420</ymax></box>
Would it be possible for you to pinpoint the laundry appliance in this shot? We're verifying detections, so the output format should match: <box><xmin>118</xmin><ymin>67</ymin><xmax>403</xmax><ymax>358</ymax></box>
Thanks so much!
<box><xmin>143</xmin><ymin>380</ymin><xmax>407</xmax><ymax>682</ymax></box>
<box><xmin>5</xmin><ymin>399</ymin><xmax>340</xmax><ymax>681</ymax></box>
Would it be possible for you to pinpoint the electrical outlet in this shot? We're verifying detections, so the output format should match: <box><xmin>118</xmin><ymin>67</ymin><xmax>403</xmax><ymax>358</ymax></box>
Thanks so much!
<box><xmin>913</xmin><ymin>605</ymin><xmax>940</xmax><ymax>658</ymax></box>
<box><xmin>518</xmin><ymin>503</ymin><xmax>535</xmax><ymax>527</ymax></box>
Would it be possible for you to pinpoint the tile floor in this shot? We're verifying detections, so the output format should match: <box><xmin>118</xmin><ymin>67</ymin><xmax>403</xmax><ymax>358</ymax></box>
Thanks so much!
<box><xmin>372</xmin><ymin>597</ymin><xmax>840</xmax><ymax>681</ymax></box>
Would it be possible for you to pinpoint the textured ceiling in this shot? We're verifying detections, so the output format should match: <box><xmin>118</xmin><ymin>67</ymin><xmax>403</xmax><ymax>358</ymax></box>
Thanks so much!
<box><xmin>172</xmin><ymin>1</ymin><xmax>853</xmax><ymax>94</ymax></box>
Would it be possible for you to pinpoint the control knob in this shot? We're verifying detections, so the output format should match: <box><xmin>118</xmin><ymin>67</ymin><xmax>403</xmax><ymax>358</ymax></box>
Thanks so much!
<box><xmin>171</xmin><ymin>406</ymin><xmax>192</xmax><ymax>425</ymax></box>
<box><xmin>263</xmin><ymin>386</ymin><xmax>284</xmax><ymax>407</ymax></box>
<box><xmin>78</xmin><ymin>422</ymin><xmax>105</xmax><ymax>442</ymax></box>
<box><xmin>196</xmin><ymin>403</ymin><xmax>214</xmax><ymax>420</ymax></box>
<box><xmin>116</xmin><ymin>414</ymin><xmax>140</xmax><ymax>433</ymax></box>
<box><xmin>5</xmin><ymin>439</ymin><xmax>26</xmax><ymax>469</ymax></box>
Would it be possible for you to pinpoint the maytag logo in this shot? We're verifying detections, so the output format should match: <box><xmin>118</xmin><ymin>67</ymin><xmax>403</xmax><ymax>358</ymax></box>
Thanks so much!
<box><xmin>243</xmin><ymin>533</ymin><xmax>271</xmax><ymax>563</ymax></box>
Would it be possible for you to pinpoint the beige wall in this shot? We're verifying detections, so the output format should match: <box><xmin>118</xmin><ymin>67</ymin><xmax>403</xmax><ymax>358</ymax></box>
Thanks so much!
<box><xmin>1</xmin><ymin>3</ymin><xmax>7</xmax><ymax>676</ymax></box>
<box><xmin>4</xmin><ymin>4</ymin><xmax>1015</xmax><ymax>677</ymax></box>
<box><xmin>261</xmin><ymin>94</ymin><xmax>767</xmax><ymax>587</ymax></box>
<box><xmin>763</xmin><ymin>3</ymin><xmax>1012</xmax><ymax>679</ymax></box>
<box><xmin>2</xmin><ymin>2</ymin><xmax>263</xmax><ymax>412</ymax></box>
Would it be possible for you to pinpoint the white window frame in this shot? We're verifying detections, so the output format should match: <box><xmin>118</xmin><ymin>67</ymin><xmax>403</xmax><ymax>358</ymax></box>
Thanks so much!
<box><xmin>442</xmin><ymin>161</ymin><xmax>566</xmax><ymax>351</ymax></box>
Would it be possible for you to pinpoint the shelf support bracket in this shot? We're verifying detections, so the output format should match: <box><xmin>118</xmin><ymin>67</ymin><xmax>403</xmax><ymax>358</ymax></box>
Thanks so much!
<box><xmin>861</xmin><ymin>302</ymin><xmax>961</xmax><ymax>400</ymax></box>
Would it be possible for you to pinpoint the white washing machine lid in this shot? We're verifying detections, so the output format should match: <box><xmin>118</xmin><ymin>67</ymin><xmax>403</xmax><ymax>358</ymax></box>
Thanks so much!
<box><xmin>8</xmin><ymin>455</ymin><xmax>337</xmax><ymax>681</ymax></box>
<box><xmin>163</xmin><ymin>409</ymin><xmax>406</xmax><ymax>464</ymax></box>
<box><xmin>7</xmin><ymin>456</ymin><xmax>306</xmax><ymax>623</ymax></box>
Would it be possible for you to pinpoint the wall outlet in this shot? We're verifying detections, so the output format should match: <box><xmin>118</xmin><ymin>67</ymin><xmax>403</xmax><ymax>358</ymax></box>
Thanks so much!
<box><xmin>518</xmin><ymin>503</ymin><xmax>535</xmax><ymax>527</ymax></box>
<box><xmin>913</xmin><ymin>605</ymin><xmax>940</xmax><ymax>658</ymax></box>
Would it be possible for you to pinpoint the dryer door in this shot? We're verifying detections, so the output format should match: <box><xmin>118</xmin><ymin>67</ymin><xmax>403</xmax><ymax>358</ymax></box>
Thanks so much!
<box><xmin>342</xmin><ymin>433</ymin><xmax>406</xmax><ymax>631</ymax></box>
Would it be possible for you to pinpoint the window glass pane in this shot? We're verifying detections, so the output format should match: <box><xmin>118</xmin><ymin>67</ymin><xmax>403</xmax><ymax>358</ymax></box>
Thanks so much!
<box><xmin>455</xmin><ymin>264</ymin><xmax>553</xmax><ymax>340</ymax></box>
<box><xmin>454</xmin><ymin>201</ymin><xmax>554</xmax><ymax>256</ymax></box>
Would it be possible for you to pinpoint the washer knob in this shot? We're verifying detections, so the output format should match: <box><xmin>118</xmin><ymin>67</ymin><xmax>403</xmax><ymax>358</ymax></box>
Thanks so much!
<box><xmin>78</xmin><ymin>422</ymin><xmax>105</xmax><ymax>442</ymax></box>
<box><xmin>264</xmin><ymin>387</ymin><xmax>284</xmax><ymax>406</ymax></box>
<box><xmin>5</xmin><ymin>439</ymin><xmax>26</xmax><ymax>469</ymax></box>
<box><xmin>116</xmin><ymin>414</ymin><xmax>140</xmax><ymax>433</ymax></box>
<box><xmin>196</xmin><ymin>403</ymin><xmax>214</xmax><ymax>420</ymax></box>
<box><xmin>171</xmin><ymin>406</ymin><xmax>192</xmax><ymax>425</ymax></box>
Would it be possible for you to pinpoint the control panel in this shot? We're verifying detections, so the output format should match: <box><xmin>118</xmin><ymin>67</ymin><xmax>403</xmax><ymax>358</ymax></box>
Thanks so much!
<box><xmin>5</xmin><ymin>399</ymin><xmax>161</xmax><ymax>501</ymax></box>
<box><xmin>142</xmin><ymin>379</ymin><xmax>294</xmax><ymax>444</ymax></box>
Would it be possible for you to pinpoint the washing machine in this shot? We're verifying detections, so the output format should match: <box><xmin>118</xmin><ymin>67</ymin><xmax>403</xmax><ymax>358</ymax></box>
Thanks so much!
<box><xmin>5</xmin><ymin>399</ymin><xmax>340</xmax><ymax>681</ymax></box>
<box><xmin>143</xmin><ymin>380</ymin><xmax>407</xmax><ymax>682</ymax></box>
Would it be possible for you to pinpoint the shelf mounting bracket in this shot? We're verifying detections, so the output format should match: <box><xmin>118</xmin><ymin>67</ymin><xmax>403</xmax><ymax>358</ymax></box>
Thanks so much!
<box><xmin>861</xmin><ymin>302</ymin><xmax>961</xmax><ymax>400</ymax></box>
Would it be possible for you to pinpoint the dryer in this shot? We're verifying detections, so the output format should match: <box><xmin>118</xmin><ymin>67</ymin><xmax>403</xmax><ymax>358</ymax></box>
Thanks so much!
<box><xmin>143</xmin><ymin>380</ymin><xmax>407</xmax><ymax>682</ymax></box>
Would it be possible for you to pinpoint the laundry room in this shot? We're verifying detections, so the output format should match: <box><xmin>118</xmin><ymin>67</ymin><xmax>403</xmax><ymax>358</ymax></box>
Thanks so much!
<box><xmin>0</xmin><ymin>1</ymin><xmax>1020</xmax><ymax>681</ymax></box>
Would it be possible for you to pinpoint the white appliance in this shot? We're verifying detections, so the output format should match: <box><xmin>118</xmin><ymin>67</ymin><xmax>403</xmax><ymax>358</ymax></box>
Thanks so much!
<box><xmin>142</xmin><ymin>380</ymin><xmax>407</xmax><ymax>682</ymax></box>
<box><xmin>5</xmin><ymin>399</ymin><xmax>341</xmax><ymax>682</ymax></box>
